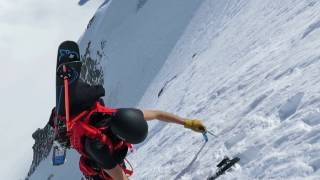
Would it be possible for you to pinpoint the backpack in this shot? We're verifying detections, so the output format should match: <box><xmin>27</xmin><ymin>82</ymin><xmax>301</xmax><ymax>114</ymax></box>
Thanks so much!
<box><xmin>68</xmin><ymin>101</ymin><xmax>133</xmax><ymax>179</ymax></box>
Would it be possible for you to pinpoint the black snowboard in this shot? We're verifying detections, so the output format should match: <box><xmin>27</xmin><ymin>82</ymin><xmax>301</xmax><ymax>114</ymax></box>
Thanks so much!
<box><xmin>53</xmin><ymin>41</ymin><xmax>82</xmax><ymax>166</ymax></box>
<box><xmin>56</xmin><ymin>40</ymin><xmax>82</xmax><ymax>116</ymax></box>
<box><xmin>207</xmin><ymin>156</ymin><xmax>240</xmax><ymax>180</ymax></box>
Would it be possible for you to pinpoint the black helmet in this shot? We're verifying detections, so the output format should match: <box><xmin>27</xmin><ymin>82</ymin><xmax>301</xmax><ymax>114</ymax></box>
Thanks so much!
<box><xmin>110</xmin><ymin>108</ymin><xmax>148</xmax><ymax>144</ymax></box>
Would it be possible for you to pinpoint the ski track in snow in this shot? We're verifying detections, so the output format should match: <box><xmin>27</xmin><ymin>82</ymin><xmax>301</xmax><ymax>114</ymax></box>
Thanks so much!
<box><xmin>31</xmin><ymin>0</ymin><xmax>320</xmax><ymax>179</ymax></box>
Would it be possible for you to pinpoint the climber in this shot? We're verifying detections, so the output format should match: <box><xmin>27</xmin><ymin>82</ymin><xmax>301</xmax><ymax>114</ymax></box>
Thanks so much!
<box><xmin>49</xmin><ymin>80</ymin><xmax>206</xmax><ymax>180</ymax></box>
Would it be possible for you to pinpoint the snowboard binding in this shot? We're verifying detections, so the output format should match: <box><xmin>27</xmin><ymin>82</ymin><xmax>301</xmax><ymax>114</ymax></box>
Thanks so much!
<box><xmin>56</xmin><ymin>61</ymin><xmax>82</xmax><ymax>82</ymax></box>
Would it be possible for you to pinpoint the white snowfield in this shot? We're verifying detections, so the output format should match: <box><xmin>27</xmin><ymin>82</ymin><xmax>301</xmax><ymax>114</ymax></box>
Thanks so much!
<box><xmin>31</xmin><ymin>0</ymin><xmax>320</xmax><ymax>179</ymax></box>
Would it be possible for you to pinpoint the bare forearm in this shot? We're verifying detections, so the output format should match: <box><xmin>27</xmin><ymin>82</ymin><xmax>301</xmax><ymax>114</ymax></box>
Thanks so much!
<box><xmin>143</xmin><ymin>110</ymin><xmax>185</xmax><ymax>125</ymax></box>
<box><xmin>157</xmin><ymin>111</ymin><xmax>185</xmax><ymax>125</ymax></box>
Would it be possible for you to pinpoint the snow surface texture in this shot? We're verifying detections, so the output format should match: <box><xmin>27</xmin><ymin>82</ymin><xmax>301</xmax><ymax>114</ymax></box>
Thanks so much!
<box><xmin>30</xmin><ymin>0</ymin><xmax>320</xmax><ymax>179</ymax></box>
<box><xmin>79</xmin><ymin>0</ymin><xmax>203</xmax><ymax>107</ymax></box>
<box><xmin>132</xmin><ymin>0</ymin><xmax>320</xmax><ymax>179</ymax></box>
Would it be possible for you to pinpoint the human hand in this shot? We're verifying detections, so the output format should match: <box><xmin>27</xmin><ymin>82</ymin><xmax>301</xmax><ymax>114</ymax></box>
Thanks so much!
<box><xmin>184</xmin><ymin>119</ymin><xmax>207</xmax><ymax>133</ymax></box>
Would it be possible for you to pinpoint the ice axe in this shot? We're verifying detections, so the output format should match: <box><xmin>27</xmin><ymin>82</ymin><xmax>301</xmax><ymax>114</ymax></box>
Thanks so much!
<box><xmin>202</xmin><ymin>130</ymin><xmax>218</xmax><ymax>142</ymax></box>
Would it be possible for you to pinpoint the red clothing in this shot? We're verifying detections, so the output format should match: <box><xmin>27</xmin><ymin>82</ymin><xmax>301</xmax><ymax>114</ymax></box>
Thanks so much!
<box><xmin>58</xmin><ymin>101</ymin><xmax>133</xmax><ymax>179</ymax></box>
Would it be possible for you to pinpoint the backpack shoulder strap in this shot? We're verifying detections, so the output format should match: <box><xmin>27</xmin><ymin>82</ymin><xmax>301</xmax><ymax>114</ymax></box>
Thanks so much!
<box><xmin>94</xmin><ymin>101</ymin><xmax>117</xmax><ymax>114</ymax></box>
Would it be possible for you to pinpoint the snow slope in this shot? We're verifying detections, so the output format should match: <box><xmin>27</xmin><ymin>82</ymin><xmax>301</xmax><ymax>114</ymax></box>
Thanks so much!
<box><xmin>79</xmin><ymin>0</ymin><xmax>203</xmax><ymax>107</ymax></box>
<box><xmin>131</xmin><ymin>0</ymin><xmax>320</xmax><ymax>179</ymax></box>
<box><xmin>31</xmin><ymin>0</ymin><xmax>320</xmax><ymax>179</ymax></box>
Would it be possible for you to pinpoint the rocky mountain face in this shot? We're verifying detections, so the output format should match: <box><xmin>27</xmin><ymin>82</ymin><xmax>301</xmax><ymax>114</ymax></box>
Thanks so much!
<box><xmin>26</xmin><ymin>124</ymin><xmax>55</xmax><ymax>180</ymax></box>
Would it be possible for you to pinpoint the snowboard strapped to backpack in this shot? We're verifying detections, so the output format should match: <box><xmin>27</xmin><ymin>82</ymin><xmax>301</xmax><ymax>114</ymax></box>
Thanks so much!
<box><xmin>53</xmin><ymin>41</ymin><xmax>133</xmax><ymax>179</ymax></box>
